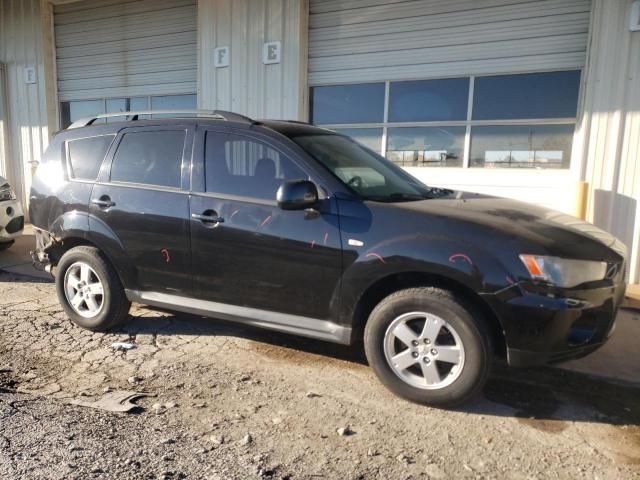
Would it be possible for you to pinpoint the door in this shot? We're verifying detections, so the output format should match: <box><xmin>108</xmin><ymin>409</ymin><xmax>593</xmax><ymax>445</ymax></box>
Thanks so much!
<box><xmin>89</xmin><ymin>125</ymin><xmax>193</xmax><ymax>294</ymax></box>
<box><xmin>190</xmin><ymin>127</ymin><xmax>343</xmax><ymax>319</ymax></box>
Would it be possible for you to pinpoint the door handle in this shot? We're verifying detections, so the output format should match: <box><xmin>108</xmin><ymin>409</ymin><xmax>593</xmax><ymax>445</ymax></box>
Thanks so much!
<box><xmin>191</xmin><ymin>213</ymin><xmax>224</xmax><ymax>224</ymax></box>
<box><xmin>91</xmin><ymin>196</ymin><xmax>115</xmax><ymax>208</ymax></box>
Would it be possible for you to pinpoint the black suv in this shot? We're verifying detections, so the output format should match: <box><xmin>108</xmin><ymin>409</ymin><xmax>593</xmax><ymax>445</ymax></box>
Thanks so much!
<box><xmin>30</xmin><ymin>110</ymin><xmax>627</xmax><ymax>407</ymax></box>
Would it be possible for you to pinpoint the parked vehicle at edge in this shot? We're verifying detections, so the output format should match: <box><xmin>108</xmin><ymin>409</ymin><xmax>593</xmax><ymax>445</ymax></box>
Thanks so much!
<box><xmin>0</xmin><ymin>175</ymin><xmax>24</xmax><ymax>250</ymax></box>
<box><xmin>29</xmin><ymin>110</ymin><xmax>627</xmax><ymax>407</ymax></box>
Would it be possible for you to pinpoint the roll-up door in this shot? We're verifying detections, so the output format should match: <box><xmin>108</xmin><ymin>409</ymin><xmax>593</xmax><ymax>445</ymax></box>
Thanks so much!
<box><xmin>309</xmin><ymin>0</ymin><xmax>592</xmax><ymax>85</ymax></box>
<box><xmin>54</xmin><ymin>0</ymin><xmax>197</xmax><ymax>102</ymax></box>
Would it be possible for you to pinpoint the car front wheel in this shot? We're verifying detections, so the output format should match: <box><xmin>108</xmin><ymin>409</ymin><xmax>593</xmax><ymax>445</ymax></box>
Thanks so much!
<box><xmin>56</xmin><ymin>246</ymin><xmax>130</xmax><ymax>331</ymax></box>
<box><xmin>364</xmin><ymin>287</ymin><xmax>493</xmax><ymax>408</ymax></box>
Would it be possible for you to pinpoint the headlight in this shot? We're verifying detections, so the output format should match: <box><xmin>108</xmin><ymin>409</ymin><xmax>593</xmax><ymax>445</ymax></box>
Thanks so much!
<box><xmin>0</xmin><ymin>184</ymin><xmax>16</xmax><ymax>202</ymax></box>
<box><xmin>519</xmin><ymin>254</ymin><xmax>607</xmax><ymax>288</ymax></box>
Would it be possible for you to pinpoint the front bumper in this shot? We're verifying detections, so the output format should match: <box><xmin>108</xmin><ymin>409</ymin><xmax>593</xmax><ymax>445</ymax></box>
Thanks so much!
<box><xmin>483</xmin><ymin>279</ymin><xmax>626</xmax><ymax>367</ymax></box>
<box><xmin>0</xmin><ymin>199</ymin><xmax>24</xmax><ymax>242</ymax></box>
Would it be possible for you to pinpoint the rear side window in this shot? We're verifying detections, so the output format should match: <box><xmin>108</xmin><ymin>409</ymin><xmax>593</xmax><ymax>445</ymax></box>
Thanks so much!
<box><xmin>67</xmin><ymin>135</ymin><xmax>114</xmax><ymax>180</ymax></box>
<box><xmin>110</xmin><ymin>130</ymin><xmax>185</xmax><ymax>188</ymax></box>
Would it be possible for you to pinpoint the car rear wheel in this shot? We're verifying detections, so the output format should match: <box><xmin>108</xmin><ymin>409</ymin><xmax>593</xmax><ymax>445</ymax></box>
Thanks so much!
<box><xmin>56</xmin><ymin>246</ymin><xmax>130</xmax><ymax>331</ymax></box>
<box><xmin>364</xmin><ymin>287</ymin><xmax>492</xmax><ymax>408</ymax></box>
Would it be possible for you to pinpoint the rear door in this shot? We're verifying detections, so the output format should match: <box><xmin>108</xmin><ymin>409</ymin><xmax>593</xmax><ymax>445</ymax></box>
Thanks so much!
<box><xmin>189</xmin><ymin>126</ymin><xmax>343</xmax><ymax>320</ymax></box>
<box><xmin>89</xmin><ymin>125</ymin><xmax>194</xmax><ymax>294</ymax></box>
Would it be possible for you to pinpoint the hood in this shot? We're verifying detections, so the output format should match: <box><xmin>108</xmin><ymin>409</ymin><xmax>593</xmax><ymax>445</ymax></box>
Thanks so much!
<box><xmin>392</xmin><ymin>191</ymin><xmax>627</xmax><ymax>262</ymax></box>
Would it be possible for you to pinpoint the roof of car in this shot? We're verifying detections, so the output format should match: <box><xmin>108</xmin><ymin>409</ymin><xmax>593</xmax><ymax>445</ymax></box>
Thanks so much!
<box><xmin>59</xmin><ymin>115</ymin><xmax>336</xmax><ymax>139</ymax></box>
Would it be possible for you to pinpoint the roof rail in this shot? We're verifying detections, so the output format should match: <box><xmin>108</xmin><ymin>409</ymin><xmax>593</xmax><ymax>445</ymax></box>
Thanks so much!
<box><xmin>68</xmin><ymin>109</ymin><xmax>257</xmax><ymax>129</ymax></box>
<box><xmin>283</xmin><ymin>120</ymin><xmax>314</xmax><ymax>125</ymax></box>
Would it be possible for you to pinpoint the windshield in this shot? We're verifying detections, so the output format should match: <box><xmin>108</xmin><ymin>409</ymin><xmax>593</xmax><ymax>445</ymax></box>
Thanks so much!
<box><xmin>291</xmin><ymin>133</ymin><xmax>450</xmax><ymax>202</ymax></box>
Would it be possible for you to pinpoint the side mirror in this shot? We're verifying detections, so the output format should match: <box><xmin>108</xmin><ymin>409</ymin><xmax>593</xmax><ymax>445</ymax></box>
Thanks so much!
<box><xmin>277</xmin><ymin>180</ymin><xmax>319</xmax><ymax>210</ymax></box>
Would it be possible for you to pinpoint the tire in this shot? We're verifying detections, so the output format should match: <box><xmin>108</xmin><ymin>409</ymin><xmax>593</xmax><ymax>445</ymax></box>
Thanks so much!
<box><xmin>364</xmin><ymin>287</ymin><xmax>493</xmax><ymax>408</ymax></box>
<box><xmin>55</xmin><ymin>246</ymin><xmax>130</xmax><ymax>331</ymax></box>
<box><xmin>0</xmin><ymin>240</ymin><xmax>14</xmax><ymax>251</ymax></box>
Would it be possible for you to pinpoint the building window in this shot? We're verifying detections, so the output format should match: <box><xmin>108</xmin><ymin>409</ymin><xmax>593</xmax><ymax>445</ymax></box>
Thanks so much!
<box><xmin>60</xmin><ymin>94</ymin><xmax>197</xmax><ymax>128</ymax></box>
<box><xmin>310</xmin><ymin>83</ymin><xmax>385</xmax><ymax>125</ymax></box>
<box><xmin>310</xmin><ymin>70</ymin><xmax>581</xmax><ymax>169</ymax></box>
<box><xmin>386</xmin><ymin>127</ymin><xmax>466</xmax><ymax>167</ymax></box>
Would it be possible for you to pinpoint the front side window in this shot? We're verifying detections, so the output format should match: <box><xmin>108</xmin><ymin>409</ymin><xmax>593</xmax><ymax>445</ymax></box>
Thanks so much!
<box><xmin>110</xmin><ymin>130</ymin><xmax>185</xmax><ymax>188</ymax></box>
<box><xmin>67</xmin><ymin>135</ymin><xmax>115</xmax><ymax>180</ymax></box>
<box><xmin>205</xmin><ymin>132</ymin><xmax>308</xmax><ymax>201</ymax></box>
<box><xmin>310</xmin><ymin>70</ymin><xmax>581</xmax><ymax>170</ymax></box>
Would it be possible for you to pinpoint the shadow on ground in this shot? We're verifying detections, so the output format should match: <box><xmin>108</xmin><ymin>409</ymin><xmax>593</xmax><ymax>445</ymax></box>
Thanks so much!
<box><xmin>111</xmin><ymin>308</ymin><xmax>640</xmax><ymax>431</ymax></box>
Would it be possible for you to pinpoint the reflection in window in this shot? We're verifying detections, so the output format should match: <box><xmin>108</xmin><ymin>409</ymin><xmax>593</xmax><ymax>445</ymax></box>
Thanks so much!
<box><xmin>67</xmin><ymin>135</ymin><xmax>115</xmax><ymax>180</ymax></box>
<box><xmin>333</xmin><ymin>128</ymin><xmax>383</xmax><ymax>153</ymax></box>
<box><xmin>110</xmin><ymin>131</ymin><xmax>185</xmax><ymax>187</ymax></box>
<box><xmin>388</xmin><ymin>78</ymin><xmax>469</xmax><ymax>122</ymax></box>
<box><xmin>386</xmin><ymin>127</ymin><xmax>465</xmax><ymax>167</ymax></box>
<box><xmin>311</xmin><ymin>83</ymin><xmax>385</xmax><ymax>125</ymax></box>
<box><xmin>469</xmin><ymin>125</ymin><xmax>574</xmax><ymax>169</ymax></box>
<box><xmin>205</xmin><ymin>132</ymin><xmax>308</xmax><ymax>201</ymax></box>
<box><xmin>473</xmin><ymin>71</ymin><xmax>580</xmax><ymax>120</ymax></box>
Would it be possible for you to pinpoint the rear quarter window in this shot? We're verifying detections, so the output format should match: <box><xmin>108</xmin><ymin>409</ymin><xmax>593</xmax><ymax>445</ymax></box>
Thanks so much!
<box><xmin>67</xmin><ymin>135</ymin><xmax>115</xmax><ymax>180</ymax></box>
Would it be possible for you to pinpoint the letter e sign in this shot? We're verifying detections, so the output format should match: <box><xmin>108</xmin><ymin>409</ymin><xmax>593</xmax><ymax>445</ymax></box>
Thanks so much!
<box><xmin>262</xmin><ymin>41</ymin><xmax>281</xmax><ymax>65</ymax></box>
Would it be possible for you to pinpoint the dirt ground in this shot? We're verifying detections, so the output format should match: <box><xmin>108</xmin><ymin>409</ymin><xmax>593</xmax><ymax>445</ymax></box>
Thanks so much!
<box><xmin>0</xmin><ymin>271</ymin><xmax>639</xmax><ymax>480</ymax></box>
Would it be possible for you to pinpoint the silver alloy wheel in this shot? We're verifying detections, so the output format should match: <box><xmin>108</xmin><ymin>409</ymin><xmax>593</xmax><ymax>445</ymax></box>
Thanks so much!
<box><xmin>383</xmin><ymin>312</ymin><xmax>466</xmax><ymax>390</ymax></box>
<box><xmin>64</xmin><ymin>261</ymin><xmax>105</xmax><ymax>318</ymax></box>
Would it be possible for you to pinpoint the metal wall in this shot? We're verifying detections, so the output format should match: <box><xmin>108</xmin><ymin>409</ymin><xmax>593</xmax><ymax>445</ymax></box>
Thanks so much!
<box><xmin>579</xmin><ymin>0</ymin><xmax>640</xmax><ymax>284</ymax></box>
<box><xmin>54</xmin><ymin>0</ymin><xmax>198</xmax><ymax>101</ymax></box>
<box><xmin>198</xmin><ymin>0</ymin><xmax>308</xmax><ymax>120</ymax></box>
<box><xmin>0</xmin><ymin>0</ymin><xmax>49</xmax><ymax>207</ymax></box>
<box><xmin>309</xmin><ymin>0</ymin><xmax>592</xmax><ymax>84</ymax></box>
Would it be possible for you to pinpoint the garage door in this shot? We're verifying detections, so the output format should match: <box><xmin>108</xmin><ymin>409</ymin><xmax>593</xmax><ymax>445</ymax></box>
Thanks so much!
<box><xmin>308</xmin><ymin>0</ymin><xmax>592</xmax><ymax>84</ymax></box>
<box><xmin>54</xmin><ymin>0</ymin><xmax>197</xmax><ymax>124</ymax></box>
<box><xmin>307</xmin><ymin>0</ymin><xmax>593</xmax><ymax>220</ymax></box>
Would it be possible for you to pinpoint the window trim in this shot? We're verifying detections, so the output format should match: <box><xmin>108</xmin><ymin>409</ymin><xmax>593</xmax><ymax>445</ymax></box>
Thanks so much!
<box><xmin>311</xmin><ymin>69</ymin><xmax>582</xmax><ymax>170</ymax></box>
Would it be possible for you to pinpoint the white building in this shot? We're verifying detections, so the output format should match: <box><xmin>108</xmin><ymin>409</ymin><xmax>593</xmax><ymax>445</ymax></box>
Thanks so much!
<box><xmin>1</xmin><ymin>0</ymin><xmax>639</xmax><ymax>287</ymax></box>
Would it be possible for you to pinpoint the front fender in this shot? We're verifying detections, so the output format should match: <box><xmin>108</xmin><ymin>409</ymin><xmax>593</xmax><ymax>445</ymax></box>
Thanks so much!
<box><xmin>336</xmin><ymin>234</ymin><xmax>513</xmax><ymax>325</ymax></box>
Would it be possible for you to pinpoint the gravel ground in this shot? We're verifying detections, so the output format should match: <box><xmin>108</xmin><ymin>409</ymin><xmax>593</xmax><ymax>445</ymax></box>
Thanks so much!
<box><xmin>0</xmin><ymin>271</ymin><xmax>639</xmax><ymax>479</ymax></box>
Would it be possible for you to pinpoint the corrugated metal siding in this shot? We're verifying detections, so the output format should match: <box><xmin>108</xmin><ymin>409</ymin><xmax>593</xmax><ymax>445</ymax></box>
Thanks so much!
<box><xmin>309</xmin><ymin>0</ymin><xmax>591</xmax><ymax>84</ymax></box>
<box><xmin>580</xmin><ymin>0</ymin><xmax>640</xmax><ymax>284</ymax></box>
<box><xmin>54</xmin><ymin>0</ymin><xmax>198</xmax><ymax>101</ymax></box>
<box><xmin>198</xmin><ymin>0</ymin><xmax>308</xmax><ymax>119</ymax></box>
<box><xmin>0</xmin><ymin>0</ymin><xmax>49</xmax><ymax>207</ymax></box>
